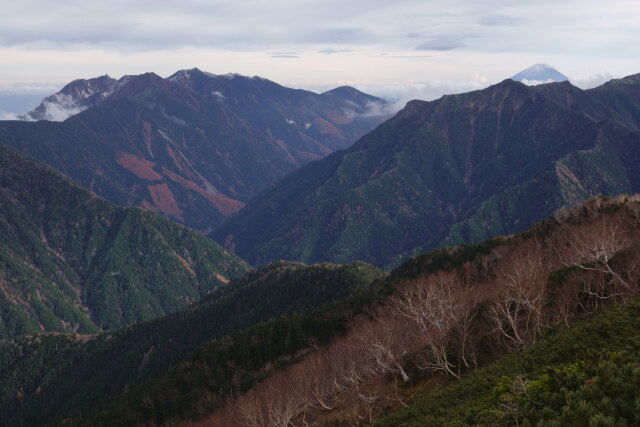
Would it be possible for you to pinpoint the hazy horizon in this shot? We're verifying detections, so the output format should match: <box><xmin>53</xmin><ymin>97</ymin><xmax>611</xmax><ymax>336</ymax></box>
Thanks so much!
<box><xmin>1</xmin><ymin>0</ymin><xmax>639</xmax><ymax>116</ymax></box>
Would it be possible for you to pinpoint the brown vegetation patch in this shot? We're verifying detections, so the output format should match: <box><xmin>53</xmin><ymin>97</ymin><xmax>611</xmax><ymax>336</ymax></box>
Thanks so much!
<box><xmin>326</xmin><ymin>110</ymin><xmax>353</xmax><ymax>125</ymax></box>
<box><xmin>163</xmin><ymin>168</ymin><xmax>244</xmax><ymax>217</ymax></box>
<box><xmin>314</xmin><ymin>117</ymin><xmax>345</xmax><ymax>139</ymax></box>
<box><xmin>0</xmin><ymin>274</ymin><xmax>19</xmax><ymax>304</ymax></box>
<box><xmin>147</xmin><ymin>183</ymin><xmax>183</xmax><ymax>220</ymax></box>
<box><xmin>213</xmin><ymin>272</ymin><xmax>230</xmax><ymax>284</ymax></box>
<box><xmin>174</xmin><ymin>253</ymin><xmax>196</xmax><ymax>276</ymax></box>
<box><xmin>116</xmin><ymin>152</ymin><xmax>162</xmax><ymax>181</ymax></box>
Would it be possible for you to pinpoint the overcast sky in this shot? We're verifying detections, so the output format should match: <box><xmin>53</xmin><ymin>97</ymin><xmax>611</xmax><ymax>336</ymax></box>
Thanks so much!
<box><xmin>1</xmin><ymin>0</ymin><xmax>639</xmax><ymax>115</ymax></box>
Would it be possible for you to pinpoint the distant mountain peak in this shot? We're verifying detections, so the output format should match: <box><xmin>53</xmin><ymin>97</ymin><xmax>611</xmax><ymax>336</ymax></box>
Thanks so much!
<box><xmin>20</xmin><ymin>74</ymin><xmax>135</xmax><ymax>121</ymax></box>
<box><xmin>168</xmin><ymin>67</ymin><xmax>212</xmax><ymax>81</ymax></box>
<box><xmin>321</xmin><ymin>85</ymin><xmax>390</xmax><ymax>109</ymax></box>
<box><xmin>511</xmin><ymin>64</ymin><xmax>569</xmax><ymax>85</ymax></box>
<box><xmin>168</xmin><ymin>69</ymin><xmax>260</xmax><ymax>84</ymax></box>
<box><xmin>322</xmin><ymin>86</ymin><xmax>365</xmax><ymax>97</ymax></box>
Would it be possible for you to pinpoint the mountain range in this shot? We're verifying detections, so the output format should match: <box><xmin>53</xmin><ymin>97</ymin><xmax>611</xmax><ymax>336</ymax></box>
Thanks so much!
<box><xmin>0</xmin><ymin>69</ymin><xmax>390</xmax><ymax>231</ymax></box>
<box><xmin>2</xmin><ymin>64</ymin><xmax>640</xmax><ymax>426</ymax></box>
<box><xmin>213</xmin><ymin>74</ymin><xmax>640</xmax><ymax>267</ymax></box>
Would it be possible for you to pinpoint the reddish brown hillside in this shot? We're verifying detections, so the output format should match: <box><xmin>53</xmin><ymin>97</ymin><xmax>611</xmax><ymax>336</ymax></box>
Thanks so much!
<box><xmin>197</xmin><ymin>195</ymin><xmax>640</xmax><ymax>426</ymax></box>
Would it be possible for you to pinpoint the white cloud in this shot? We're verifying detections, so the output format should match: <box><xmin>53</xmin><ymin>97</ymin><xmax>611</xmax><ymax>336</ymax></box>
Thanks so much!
<box><xmin>570</xmin><ymin>73</ymin><xmax>616</xmax><ymax>89</ymax></box>
<box><xmin>354</xmin><ymin>79</ymin><xmax>489</xmax><ymax>110</ymax></box>
<box><xmin>0</xmin><ymin>112</ymin><xmax>19</xmax><ymax>120</ymax></box>
<box><xmin>477</xmin><ymin>14</ymin><xmax>525</xmax><ymax>26</ymax></box>
<box><xmin>340</xmin><ymin>99</ymin><xmax>398</xmax><ymax>120</ymax></box>
<box><xmin>0</xmin><ymin>0</ymin><xmax>637</xmax><ymax>111</ymax></box>
<box><xmin>414</xmin><ymin>35</ymin><xmax>470</xmax><ymax>51</ymax></box>
<box><xmin>318</xmin><ymin>48</ymin><xmax>352</xmax><ymax>54</ymax></box>
<box><xmin>38</xmin><ymin>100</ymin><xmax>85</xmax><ymax>121</ymax></box>
<box><xmin>518</xmin><ymin>79</ymin><xmax>559</xmax><ymax>86</ymax></box>
<box><xmin>20</xmin><ymin>93</ymin><xmax>86</xmax><ymax>121</ymax></box>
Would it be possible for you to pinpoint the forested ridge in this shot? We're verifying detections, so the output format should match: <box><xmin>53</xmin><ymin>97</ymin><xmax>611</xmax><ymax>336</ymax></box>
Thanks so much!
<box><xmin>3</xmin><ymin>151</ymin><xmax>640</xmax><ymax>427</ymax></box>
<box><xmin>0</xmin><ymin>143</ymin><xmax>249</xmax><ymax>338</ymax></box>
<box><xmin>0</xmin><ymin>261</ymin><xmax>384</xmax><ymax>426</ymax></box>
<box><xmin>2</xmin><ymin>195</ymin><xmax>636</xmax><ymax>426</ymax></box>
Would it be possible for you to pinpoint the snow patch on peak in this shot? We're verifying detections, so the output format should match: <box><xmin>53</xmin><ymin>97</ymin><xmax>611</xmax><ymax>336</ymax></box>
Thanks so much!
<box><xmin>220</xmin><ymin>73</ymin><xmax>243</xmax><ymax>79</ymax></box>
<box><xmin>170</xmin><ymin>69</ymin><xmax>192</xmax><ymax>81</ymax></box>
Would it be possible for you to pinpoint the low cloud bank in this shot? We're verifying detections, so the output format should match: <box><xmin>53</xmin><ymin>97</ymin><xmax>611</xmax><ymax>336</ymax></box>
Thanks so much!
<box><xmin>354</xmin><ymin>80</ymin><xmax>489</xmax><ymax>111</ymax></box>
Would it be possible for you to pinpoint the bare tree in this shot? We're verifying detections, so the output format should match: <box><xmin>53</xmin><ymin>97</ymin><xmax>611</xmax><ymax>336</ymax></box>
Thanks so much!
<box><xmin>355</xmin><ymin>315</ymin><xmax>411</xmax><ymax>382</ymax></box>
<box><xmin>627</xmin><ymin>202</ymin><xmax>640</xmax><ymax>226</ymax></box>
<box><xmin>356</xmin><ymin>385</ymin><xmax>385</xmax><ymax>424</ymax></box>
<box><xmin>559</xmin><ymin>218</ymin><xmax>632</xmax><ymax>293</ymax></box>
<box><xmin>488</xmin><ymin>248</ymin><xmax>547</xmax><ymax>348</ymax></box>
<box><xmin>453</xmin><ymin>310</ymin><xmax>478</xmax><ymax>369</ymax></box>
<box><xmin>393</xmin><ymin>272</ymin><xmax>463</xmax><ymax>378</ymax></box>
<box><xmin>236</xmin><ymin>397</ymin><xmax>263</xmax><ymax>427</ymax></box>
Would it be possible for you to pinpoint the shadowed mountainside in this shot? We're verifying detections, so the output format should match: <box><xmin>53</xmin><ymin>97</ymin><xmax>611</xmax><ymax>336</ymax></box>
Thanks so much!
<box><xmin>214</xmin><ymin>74</ymin><xmax>640</xmax><ymax>267</ymax></box>
<box><xmin>0</xmin><ymin>69</ymin><xmax>390</xmax><ymax>231</ymax></box>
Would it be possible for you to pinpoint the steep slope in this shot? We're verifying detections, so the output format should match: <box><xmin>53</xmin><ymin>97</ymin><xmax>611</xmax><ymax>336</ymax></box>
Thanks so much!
<box><xmin>0</xmin><ymin>260</ymin><xmax>384</xmax><ymax>426</ymax></box>
<box><xmin>0</xmin><ymin>143</ymin><xmax>249</xmax><ymax>337</ymax></box>
<box><xmin>57</xmin><ymin>196</ymin><xmax>640</xmax><ymax>426</ymax></box>
<box><xmin>0</xmin><ymin>71</ymin><xmax>390</xmax><ymax>231</ymax></box>
<box><xmin>214</xmin><ymin>76</ymin><xmax>640</xmax><ymax>267</ymax></box>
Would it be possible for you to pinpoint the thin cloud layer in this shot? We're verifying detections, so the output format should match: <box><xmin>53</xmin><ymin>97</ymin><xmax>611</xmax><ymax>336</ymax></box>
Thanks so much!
<box><xmin>354</xmin><ymin>79</ymin><xmax>490</xmax><ymax>111</ymax></box>
<box><xmin>0</xmin><ymin>0</ymin><xmax>638</xmax><ymax>117</ymax></box>
<box><xmin>319</xmin><ymin>48</ymin><xmax>352</xmax><ymax>54</ymax></box>
<box><xmin>414</xmin><ymin>35</ymin><xmax>468</xmax><ymax>51</ymax></box>
<box><xmin>478</xmin><ymin>14</ymin><xmax>525</xmax><ymax>26</ymax></box>
<box><xmin>1</xmin><ymin>0</ymin><xmax>638</xmax><ymax>57</ymax></box>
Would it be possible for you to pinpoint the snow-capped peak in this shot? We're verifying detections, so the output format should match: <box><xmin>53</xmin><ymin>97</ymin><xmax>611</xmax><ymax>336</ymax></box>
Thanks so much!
<box><xmin>511</xmin><ymin>64</ymin><xmax>569</xmax><ymax>85</ymax></box>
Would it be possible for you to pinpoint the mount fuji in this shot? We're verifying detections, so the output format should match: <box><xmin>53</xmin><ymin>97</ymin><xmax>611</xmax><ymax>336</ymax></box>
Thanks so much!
<box><xmin>511</xmin><ymin>63</ymin><xmax>569</xmax><ymax>85</ymax></box>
